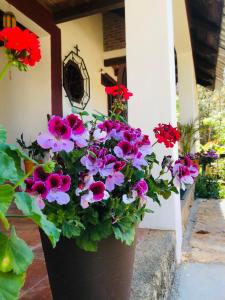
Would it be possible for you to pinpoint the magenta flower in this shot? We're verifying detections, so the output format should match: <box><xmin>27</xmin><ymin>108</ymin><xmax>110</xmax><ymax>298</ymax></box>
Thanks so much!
<box><xmin>105</xmin><ymin>172</ymin><xmax>124</xmax><ymax>192</ymax></box>
<box><xmin>37</xmin><ymin>116</ymin><xmax>74</xmax><ymax>153</ymax></box>
<box><xmin>66</xmin><ymin>114</ymin><xmax>89</xmax><ymax>148</ymax></box>
<box><xmin>99</xmin><ymin>154</ymin><xmax>117</xmax><ymax>177</ymax></box>
<box><xmin>44</xmin><ymin>173</ymin><xmax>71</xmax><ymax>205</ymax></box>
<box><xmin>46</xmin><ymin>173</ymin><xmax>62</xmax><ymax>190</ymax></box>
<box><xmin>134</xmin><ymin>179</ymin><xmax>148</xmax><ymax>196</ymax></box>
<box><xmin>80</xmin><ymin>181</ymin><xmax>109</xmax><ymax>209</ymax></box>
<box><xmin>61</xmin><ymin>175</ymin><xmax>71</xmax><ymax>192</ymax></box>
<box><xmin>123</xmin><ymin>179</ymin><xmax>149</xmax><ymax>204</ymax></box>
<box><xmin>31</xmin><ymin>181</ymin><xmax>48</xmax><ymax>198</ymax></box>
<box><xmin>89</xmin><ymin>181</ymin><xmax>107</xmax><ymax>201</ymax></box>
<box><xmin>33</xmin><ymin>166</ymin><xmax>49</xmax><ymax>182</ymax></box>
<box><xmin>114</xmin><ymin>141</ymin><xmax>133</xmax><ymax>158</ymax></box>
<box><xmin>66</xmin><ymin>114</ymin><xmax>85</xmax><ymax>135</ymax></box>
<box><xmin>49</xmin><ymin>116</ymin><xmax>72</xmax><ymax>139</ymax></box>
<box><xmin>25</xmin><ymin>178</ymin><xmax>34</xmax><ymax>193</ymax></box>
<box><xmin>37</xmin><ymin>132</ymin><xmax>74</xmax><ymax>153</ymax></box>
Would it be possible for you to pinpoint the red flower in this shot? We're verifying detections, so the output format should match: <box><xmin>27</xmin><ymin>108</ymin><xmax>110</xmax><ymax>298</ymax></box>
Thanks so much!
<box><xmin>153</xmin><ymin>123</ymin><xmax>180</xmax><ymax>148</ymax></box>
<box><xmin>0</xmin><ymin>26</ymin><xmax>41</xmax><ymax>67</ymax></box>
<box><xmin>105</xmin><ymin>85</ymin><xmax>133</xmax><ymax>101</ymax></box>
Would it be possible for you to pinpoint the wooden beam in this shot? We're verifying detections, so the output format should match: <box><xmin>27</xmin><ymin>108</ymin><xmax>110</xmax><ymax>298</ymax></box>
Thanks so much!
<box><xmin>104</xmin><ymin>56</ymin><xmax>126</xmax><ymax>67</ymax></box>
<box><xmin>54</xmin><ymin>0</ymin><xmax>124</xmax><ymax>23</ymax></box>
<box><xmin>190</xmin><ymin>17</ymin><xmax>221</xmax><ymax>33</ymax></box>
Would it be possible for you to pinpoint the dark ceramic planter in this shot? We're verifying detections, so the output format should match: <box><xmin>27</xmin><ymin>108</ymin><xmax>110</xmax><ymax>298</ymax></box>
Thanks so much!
<box><xmin>40</xmin><ymin>231</ymin><xmax>136</xmax><ymax>300</ymax></box>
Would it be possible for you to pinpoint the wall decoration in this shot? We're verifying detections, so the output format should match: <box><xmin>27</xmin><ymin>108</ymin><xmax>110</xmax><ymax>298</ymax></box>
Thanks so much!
<box><xmin>63</xmin><ymin>45</ymin><xmax>90</xmax><ymax>110</ymax></box>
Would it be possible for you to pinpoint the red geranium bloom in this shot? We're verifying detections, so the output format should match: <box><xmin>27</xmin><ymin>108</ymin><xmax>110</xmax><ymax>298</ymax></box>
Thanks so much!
<box><xmin>0</xmin><ymin>26</ymin><xmax>41</xmax><ymax>68</ymax></box>
<box><xmin>153</xmin><ymin>123</ymin><xmax>180</xmax><ymax>148</ymax></box>
<box><xmin>105</xmin><ymin>84</ymin><xmax>133</xmax><ymax>101</ymax></box>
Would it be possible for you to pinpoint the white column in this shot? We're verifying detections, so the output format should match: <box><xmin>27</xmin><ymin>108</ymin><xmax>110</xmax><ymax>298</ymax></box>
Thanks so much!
<box><xmin>177</xmin><ymin>52</ymin><xmax>199</xmax><ymax>124</ymax></box>
<box><xmin>125</xmin><ymin>0</ymin><xmax>182</xmax><ymax>260</ymax></box>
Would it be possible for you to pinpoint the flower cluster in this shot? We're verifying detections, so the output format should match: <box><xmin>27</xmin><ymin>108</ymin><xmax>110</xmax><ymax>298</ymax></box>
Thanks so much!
<box><xmin>172</xmin><ymin>156</ymin><xmax>199</xmax><ymax>190</ymax></box>
<box><xmin>105</xmin><ymin>85</ymin><xmax>133</xmax><ymax>101</ymax></box>
<box><xmin>0</xmin><ymin>26</ymin><xmax>41</xmax><ymax>79</ymax></box>
<box><xmin>37</xmin><ymin>114</ymin><xmax>89</xmax><ymax>153</ymax></box>
<box><xmin>74</xmin><ymin>118</ymin><xmax>152</xmax><ymax>208</ymax></box>
<box><xmin>0</xmin><ymin>26</ymin><xmax>41</xmax><ymax>67</ymax></box>
<box><xmin>154</xmin><ymin>123</ymin><xmax>180</xmax><ymax>148</ymax></box>
<box><xmin>25</xmin><ymin>166</ymin><xmax>71</xmax><ymax>209</ymax></box>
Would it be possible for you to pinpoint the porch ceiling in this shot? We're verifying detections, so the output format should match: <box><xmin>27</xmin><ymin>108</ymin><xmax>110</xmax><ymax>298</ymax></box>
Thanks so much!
<box><xmin>186</xmin><ymin>0</ymin><xmax>224</xmax><ymax>90</ymax></box>
<box><xmin>37</xmin><ymin>0</ymin><xmax>124</xmax><ymax>23</ymax></box>
<box><xmin>34</xmin><ymin>0</ymin><xmax>224</xmax><ymax>90</ymax></box>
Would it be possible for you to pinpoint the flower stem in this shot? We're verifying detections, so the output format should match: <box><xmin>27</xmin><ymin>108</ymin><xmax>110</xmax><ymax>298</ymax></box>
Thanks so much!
<box><xmin>0</xmin><ymin>61</ymin><xmax>13</xmax><ymax>80</ymax></box>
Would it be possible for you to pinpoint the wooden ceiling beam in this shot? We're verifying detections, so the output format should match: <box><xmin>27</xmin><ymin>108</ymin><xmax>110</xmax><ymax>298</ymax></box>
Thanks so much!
<box><xmin>54</xmin><ymin>0</ymin><xmax>124</xmax><ymax>23</ymax></box>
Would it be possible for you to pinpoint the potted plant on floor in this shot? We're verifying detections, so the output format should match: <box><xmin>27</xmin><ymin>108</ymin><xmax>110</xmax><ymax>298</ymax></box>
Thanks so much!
<box><xmin>25</xmin><ymin>85</ymin><xmax>198</xmax><ymax>300</ymax></box>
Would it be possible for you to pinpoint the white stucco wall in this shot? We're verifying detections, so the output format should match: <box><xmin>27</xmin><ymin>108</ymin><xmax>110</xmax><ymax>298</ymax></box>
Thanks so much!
<box><xmin>0</xmin><ymin>35</ymin><xmax>51</xmax><ymax>144</ymax></box>
<box><xmin>59</xmin><ymin>15</ymin><xmax>112</xmax><ymax>116</ymax></box>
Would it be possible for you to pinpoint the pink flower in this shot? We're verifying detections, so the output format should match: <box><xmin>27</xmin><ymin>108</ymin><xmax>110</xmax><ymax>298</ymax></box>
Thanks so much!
<box><xmin>134</xmin><ymin>179</ymin><xmax>148</xmax><ymax>196</ymax></box>
<box><xmin>61</xmin><ymin>175</ymin><xmax>71</xmax><ymax>192</ymax></box>
<box><xmin>123</xmin><ymin>179</ymin><xmax>149</xmax><ymax>204</ymax></box>
<box><xmin>48</xmin><ymin>116</ymin><xmax>72</xmax><ymax>139</ymax></box>
<box><xmin>89</xmin><ymin>181</ymin><xmax>107</xmax><ymax>201</ymax></box>
<box><xmin>105</xmin><ymin>172</ymin><xmax>124</xmax><ymax>192</ymax></box>
<box><xmin>45</xmin><ymin>173</ymin><xmax>71</xmax><ymax>205</ymax></box>
<box><xmin>46</xmin><ymin>190</ymin><xmax>70</xmax><ymax>205</ymax></box>
<box><xmin>46</xmin><ymin>173</ymin><xmax>62</xmax><ymax>190</ymax></box>
<box><xmin>37</xmin><ymin>132</ymin><xmax>74</xmax><ymax>153</ymax></box>
<box><xmin>33</xmin><ymin>167</ymin><xmax>49</xmax><ymax>182</ymax></box>
<box><xmin>66</xmin><ymin>114</ymin><xmax>85</xmax><ymax>135</ymax></box>
<box><xmin>80</xmin><ymin>181</ymin><xmax>109</xmax><ymax>209</ymax></box>
<box><xmin>31</xmin><ymin>181</ymin><xmax>48</xmax><ymax>199</ymax></box>
<box><xmin>25</xmin><ymin>178</ymin><xmax>34</xmax><ymax>193</ymax></box>
<box><xmin>172</xmin><ymin>156</ymin><xmax>198</xmax><ymax>190</ymax></box>
<box><xmin>37</xmin><ymin>116</ymin><xmax>74</xmax><ymax>153</ymax></box>
<box><xmin>114</xmin><ymin>141</ymin><xmax>133</xmax><ymax>158</ymax></box>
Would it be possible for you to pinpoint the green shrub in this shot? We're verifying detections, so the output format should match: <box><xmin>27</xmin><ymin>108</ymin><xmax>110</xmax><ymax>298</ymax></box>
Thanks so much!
<box><xmin>195</xmin><ymin>175</ymin><xmax>220</xmax><ymax>199</ymax></box>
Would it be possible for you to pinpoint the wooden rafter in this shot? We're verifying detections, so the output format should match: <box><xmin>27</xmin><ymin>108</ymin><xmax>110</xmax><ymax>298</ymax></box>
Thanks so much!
<box><xmin>54</xmin><ymin>0</ymin><xmax>124</xmax><ymax>23</ymax></box>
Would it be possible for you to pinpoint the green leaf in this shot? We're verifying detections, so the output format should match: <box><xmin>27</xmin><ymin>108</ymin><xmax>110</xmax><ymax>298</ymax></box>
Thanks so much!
<box><xmin>0</xmin><ymin>271</ymin><xmax>25</xmax><ymax>300</ymax></box>
<box><xmin>0</xmin><ymin>184</ymin><xmax>15</xmax><ymax>230</ymax></box>
<box><xmin>90</xmin><ymin>220</ymin><xmax>112</xmax><ymax>242</ymax></box>
<box><xmin>0</xmin><ymin>125</ymin><xmax>6</xmax><ymax>143</ymax></box>
<box><xmin>0</xmin><ymin>143</ymin><xmax>36</xmax><ymax>163</ymax></box>
<box><xmin>15</xmin><ymin>192</ymin><xmax>60</xmax><ymax>248</ymax></box>
<box><xmin>62</xmin><ymin>220</ymin><xmax>84</xmax><ymax>239</ymax></box>
<box><xmin>0</xmin><ymin>228</ymin><xmax>33</xmax><ymax>274</ymax></box>
<box><xmin>42</xmin><ymin>161</ymin><xmax>55</xmax><ymax>173</ymax></box>
<box><xmin>0</xmin><ymin>145</ymin><xmax>25</xmax><ymax>183</ymax></box>
<box><xmin>76</xmin><ymin>232</ymin><xmax>98</xmax><ymax>252</ymax></box>
<box><xmin>0</xmin><ymin>151</ymin><xmax>18</xmax><ymax>183</ymax></box>
<box><xmin>113</xmin><ymin>224</ymin><xmax>135</xmax><ymax>246</ymax></box>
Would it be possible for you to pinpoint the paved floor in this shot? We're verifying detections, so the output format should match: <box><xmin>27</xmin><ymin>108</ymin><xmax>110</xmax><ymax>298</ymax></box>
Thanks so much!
<box><xmin>170</xmin><ymin>199</ymin><xmax>225</xmax><ymax>300</ymax></box>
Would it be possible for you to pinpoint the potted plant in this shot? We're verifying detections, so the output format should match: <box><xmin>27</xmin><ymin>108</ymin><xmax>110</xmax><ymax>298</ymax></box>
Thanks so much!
<box><xmin>17</xmin><ymin>133</ymin><xmax>49</xmax><ymax>174</ymax></box>
<box><xmin>23</xmin><ymin>86</ymin><xmax>198</xmax><ymax>300</ymax></box>
<box><xmin>0</xmin><ymin>124</ymin><xmax>60</xmax><ymax>300</ymax></box>
<box><xmin>178</xmin><ymin>119</ymin><xmax>199</xmax><ymax>155</ymax></box>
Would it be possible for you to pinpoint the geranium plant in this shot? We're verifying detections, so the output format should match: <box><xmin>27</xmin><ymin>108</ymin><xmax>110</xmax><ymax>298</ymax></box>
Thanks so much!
<box><xmin>0</xmin><ymin>125</ymin><xmax>60</xmax><ymax>300</ymax></box>
<box><xmin>0</xmin><ymin>26</ymin><xmax>41</xmax><ymax>80</ymax></box>
<box><xmin>28</xmin><ymin>86</ymin><xmax>198</xmax><ymax>252</ymax></box>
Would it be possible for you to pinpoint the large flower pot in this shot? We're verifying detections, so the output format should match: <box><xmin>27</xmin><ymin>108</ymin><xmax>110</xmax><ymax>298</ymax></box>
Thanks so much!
<box><xmin>40</xmin><ymin>231</ymin><xmax>136</xmax><ymax>300</ymax></box>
